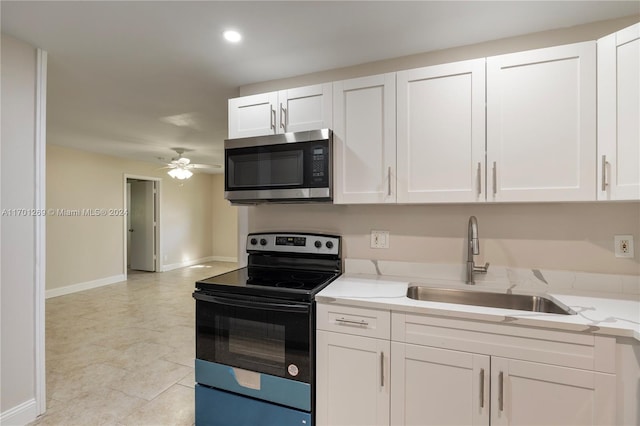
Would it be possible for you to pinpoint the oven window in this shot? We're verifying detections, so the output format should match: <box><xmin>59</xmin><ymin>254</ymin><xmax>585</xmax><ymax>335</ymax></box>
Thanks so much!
<box><xmin>227</xmin><ymin>318</ymin><xmax>285</xmax><ymax>366</ymax></box>
<box><xmin>195</xmin><ymin>296</ymin><xmax>311</xmax><ymax>383</ymax></box>
<box><xmin>229</xmin><ymin>151</ymin><xmax>303</xmax><ymax>188</ymax></box>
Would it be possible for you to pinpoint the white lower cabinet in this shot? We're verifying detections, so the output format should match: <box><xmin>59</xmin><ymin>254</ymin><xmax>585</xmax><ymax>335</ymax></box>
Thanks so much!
<box><xmin>316</xmin><ymin>331</ymin><xmax>390</xmax><ymax>426</ymax></box>
<box><xmin>317</xmin><ymin>303</ymin><xmax>618</xmax><ymax>426</ymax></box>
<box><xmin>490</xmin><ymin>357</ymin><xmax>616</xmax><ymax>426</ymax></box>
<box><xmin>390</xmin><ymin>343</ymin><xmax>616</xmax><ymax>426</ymax></box>
<box><xmin>316</xmin><ymin>303</ymin><xmax>391</xmax><ymax>426</ymax></box>
<box><xmin>390</xmin><ymin>342</ymin><xmax>490</xmax><ymax>425</ymax></box>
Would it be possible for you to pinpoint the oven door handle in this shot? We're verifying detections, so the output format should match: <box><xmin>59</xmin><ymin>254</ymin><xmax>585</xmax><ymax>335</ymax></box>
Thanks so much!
<box><xmin>193</xmin><ymin>292</ymin><xmax>310</xmax><ymax>313</ymax></box>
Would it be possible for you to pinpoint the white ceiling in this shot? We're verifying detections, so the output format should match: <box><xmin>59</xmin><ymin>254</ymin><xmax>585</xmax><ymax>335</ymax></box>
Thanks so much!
<box><xmin>2</xmin><ymin>1</ymin><xmax>638</xmax><ymax>171</ymax></box>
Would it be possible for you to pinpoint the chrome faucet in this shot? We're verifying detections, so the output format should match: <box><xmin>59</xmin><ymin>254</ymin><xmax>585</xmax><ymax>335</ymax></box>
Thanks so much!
<box><xmin>466</xmin><ymin>216</ymin><xmax>489</xmax><ymax>284</ymax></box>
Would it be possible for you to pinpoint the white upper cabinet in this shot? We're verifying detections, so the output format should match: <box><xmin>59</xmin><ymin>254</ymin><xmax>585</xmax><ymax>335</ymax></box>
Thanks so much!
<box><xmin>228</xmin><ymin>83</ymin><xmax>332</xmax><ymax>139</ymax></box>
<box><xmin>487</xmin><ymin>41</ymin><xmax>597</xmax><ymax>202</ymax></box>
<box><xmin>397</xmin><ymin>59</ymin><xmax>486</xmax><ymax>203</ymax></box>
<box><xmin>228</xmin><ymin>92</ymin><xmax>279</xmax><ymax>138</ymax></box>
<box><xmin>598</xmin><ymin>23</ymin><xmax>640</xmax><ymax>201</ymax></box>
<box><xmin>333</xmin><ymin>73</ymin><xmax>396</xmax><ymax>204</ymax></box>
<box><xmin>278</xmin><ymin>83</ymin><xmax>332</xmax><ymax>133</ymax></box>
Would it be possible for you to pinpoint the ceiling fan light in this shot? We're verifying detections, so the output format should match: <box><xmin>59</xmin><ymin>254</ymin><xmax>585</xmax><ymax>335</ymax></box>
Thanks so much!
<box><xmin>168</xmin><ymin>168</ymin><xmax>193</xmax><ymax>180</ymax></box>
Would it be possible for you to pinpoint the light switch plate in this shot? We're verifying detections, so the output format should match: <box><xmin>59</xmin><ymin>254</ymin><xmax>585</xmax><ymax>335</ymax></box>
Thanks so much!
<box><xmin>370</xmin><ymin>230</ymin><xmax>389</xmax><ymax>249</ymax></box>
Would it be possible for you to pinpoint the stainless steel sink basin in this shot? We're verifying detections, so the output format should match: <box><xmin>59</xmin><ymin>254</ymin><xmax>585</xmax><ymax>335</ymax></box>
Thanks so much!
<box><xmin>406</xmin><ymin>286</ymin><xmax>575</xmax><ymax>315</ymax></box>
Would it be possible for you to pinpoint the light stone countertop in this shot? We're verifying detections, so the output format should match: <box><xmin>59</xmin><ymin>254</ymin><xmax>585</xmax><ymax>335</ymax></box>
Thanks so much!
<box><xmin>317</xmin><ymin>259</ymin><xmax>640</xmax><ymax>342</ymax></box>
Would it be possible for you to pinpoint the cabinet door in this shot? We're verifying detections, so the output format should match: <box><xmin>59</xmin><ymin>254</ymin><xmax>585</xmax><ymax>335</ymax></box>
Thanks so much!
<box><xmin>278</xmin><ymin>83</ymin><xmax>332</xmax><ymax>133</ymax></box>
<box><xmin>228</xmin><ymin>92</ymin><xmax>278</xmax><ymax>138</ymax></box>
<box><xmin>316</xmin><ymin>330</ymin><xmax>390</xmax><ymax>426</ymax></box>
<box><xmin>491</xmin><ymin>357</ymin><xmax>616</xmax><ymax>426</ymax></box>
<box><xmin>397</xmin><ymin>59</ymin><xmax>486</xmax><ymax>203</ymax></box>
<box><xmin>598</xmin><ymin>23</ymin><xmax>640</xmax><ymax>200</ymax></box>
<box><xmin>487</xmin><ymin>42</ymin><xmax>596</xmax><ymax>202</ymax></box>
<box><xmin>333</xmin><ymin>73</ymin><xmax>396</xmax><ymax>204</ymax></box>
<box><xmin>391</xmin><ymin>342</ymin><xmax>489</xmax><ymax>426</ymax></box>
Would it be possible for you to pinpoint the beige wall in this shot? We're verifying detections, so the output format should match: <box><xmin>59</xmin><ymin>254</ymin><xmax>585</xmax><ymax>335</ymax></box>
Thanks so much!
<box><xmin>241</xmin><ymin>15</ymin><xmax>639</xmax><ymax>96</ymax></box>
<box><xmin>249</xmin><ymin>203</ymin><xmax>640</xmax><ymax>276</ymax></box>
<box><xmin>243</xmin><ymin>16</ymin><xmax>640</xmax><ymax>277</ymax></box>
<box><xmin>1</xmin><ymin>34</ymin><xmax>38</xmax><ymax>418</ymax></box>
<box><xmin>211</xmin><ymin>174</ymin><xmax>238</xmax><ymax>260</ymax></box>
<box><xmin>46</xmin><ymin>145</ymin><xmax>224</xmax><ymax>291</ymax></box>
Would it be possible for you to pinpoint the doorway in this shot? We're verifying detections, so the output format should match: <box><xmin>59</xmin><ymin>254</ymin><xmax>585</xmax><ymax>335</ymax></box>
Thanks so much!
<box><xmin>125</xmin><ymin>175</ymin><xmax>161</xmax><ymax>275</ymax></box>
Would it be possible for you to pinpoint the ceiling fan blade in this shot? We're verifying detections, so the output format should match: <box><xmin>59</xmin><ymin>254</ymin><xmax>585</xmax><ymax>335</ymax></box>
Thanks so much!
<box><xmin>191</xmin><ymin>163</ymin><xmax>222</xmax><ymax>169</ymax></box>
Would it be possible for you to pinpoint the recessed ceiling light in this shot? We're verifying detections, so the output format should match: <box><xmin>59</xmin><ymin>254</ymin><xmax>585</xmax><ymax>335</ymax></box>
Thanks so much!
<box><xmin>223</xmin><ymin>30</ymin><xmax>242</xmax><ymax>43</ymax></box>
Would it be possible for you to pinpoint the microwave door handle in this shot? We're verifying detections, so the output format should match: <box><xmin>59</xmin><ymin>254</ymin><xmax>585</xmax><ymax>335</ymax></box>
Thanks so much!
<box><xmin>193</xmin><ymin>292</ymin><xmax>310</xmax><ymax>313</ymax></box>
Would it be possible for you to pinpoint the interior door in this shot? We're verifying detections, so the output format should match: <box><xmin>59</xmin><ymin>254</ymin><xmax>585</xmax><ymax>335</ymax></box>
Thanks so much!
<box><xmin>129</xmin><ymin>180</ymin><xmax>155</xmax><ymax>271</ymax></box>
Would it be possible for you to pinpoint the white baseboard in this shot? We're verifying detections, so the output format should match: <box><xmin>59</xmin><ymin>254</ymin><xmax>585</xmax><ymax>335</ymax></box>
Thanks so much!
<box><xmin>210</xmin><ymin>256</ymin><xmax>238</xmax><ymax>263</ymax></box>
<box><xmin>1</xmin><ymin>398</ymin><xmax>37</xmax><ymax>426</ymax></box>
<box><xmin>45</xmin><ymin>274</ymin><xmax>126</xmax><ymax>299</ymax></box>
<box><xmin>162</xmin><ymin>256</ymin><xmax>237</xmax><ymax>272</ymax></box>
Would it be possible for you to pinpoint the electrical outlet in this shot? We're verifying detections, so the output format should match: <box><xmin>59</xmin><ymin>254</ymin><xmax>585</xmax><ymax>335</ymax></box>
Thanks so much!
<box><xmin>614</xmin><ymin>235</ymin><xmax>634</xmax><ymax>258</ymax></box>
<box><xmin>370</xmin><ymin>230</ymin><xmax>389</xmax><ymax>249</ymax></box>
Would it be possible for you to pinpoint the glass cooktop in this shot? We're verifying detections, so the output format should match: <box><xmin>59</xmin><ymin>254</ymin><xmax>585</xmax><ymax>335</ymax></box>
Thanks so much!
<box><xmin>195</xmin><ymin>266</ymin><xmax>340</xmax><ymax>301</ymax></box>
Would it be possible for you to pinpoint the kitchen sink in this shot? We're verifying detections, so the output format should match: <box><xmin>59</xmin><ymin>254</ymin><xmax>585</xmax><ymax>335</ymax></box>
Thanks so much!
<box><xmin>406</xmin><ymin>286</ymin><xmax>575</xmax><ymax>315</ymax></box>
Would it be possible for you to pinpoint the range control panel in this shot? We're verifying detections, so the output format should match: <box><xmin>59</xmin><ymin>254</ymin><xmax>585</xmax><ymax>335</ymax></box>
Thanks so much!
<box><xmin>247</xmin><ymin>232</ymin><xmax>340</xmax><ymax>256</ymax></box>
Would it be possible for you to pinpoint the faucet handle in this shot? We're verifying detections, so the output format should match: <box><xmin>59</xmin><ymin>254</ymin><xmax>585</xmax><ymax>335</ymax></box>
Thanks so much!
<box><xmin>471</xmin><ymin>239</ymin><xmax>479</xmax><ymax>255</ymax></box>
<box><xmin>474</xmin><ymin>262</ymin><xmax>490</xmax><ymax>273</ymax></box>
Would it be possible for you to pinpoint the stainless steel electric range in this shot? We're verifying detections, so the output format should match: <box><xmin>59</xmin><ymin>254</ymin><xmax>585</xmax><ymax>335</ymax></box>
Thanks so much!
<box><xmin>193</xmin><ymin>232</ymin><xmax>342</xmax><ymax>426</ymax></box>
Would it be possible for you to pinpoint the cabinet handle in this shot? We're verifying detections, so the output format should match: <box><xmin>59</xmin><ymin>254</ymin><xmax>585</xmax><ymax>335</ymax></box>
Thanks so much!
<box><xmin>601</xmin><ymin>155</ymin><xmax>608</xmax><ymax>191</ymax></box>
<box><xmin>335</xmin><ymin>317</ymin><xmax>369</xmax><ymax>327</ymax></box>
<box><xmin>498</xmin><ymin>371</ymin><xmax>504</xmax><ymax>412</ymax></box>
<box><xmin>479</xmin><ymin>368</ymin><xmax>485</xmax><ymax>408</ymax></box>
<box><xmin>476</xmin><ymin>162</ymin><xmax>482</xmax><ymax>195</ymax></box>
<box><xmin>492</xmin><ymin>162</ymin><xmax>497</xmax><ymax>196</ymax></box>
<box><xmin>380</xmin><ymin>352</ymin><xmax>384</xmax><ymax>387</ymax></box>
<box><xmin>387</xmin><ymin>167</ymin><xmax>392</xmax><ymax>196</ymax></box>
<box><xmin>270</xmin><ymin>107</ymin><xmax>276</xmax><ymax>132</ymax></box>
<box><xmin>280</xmin><ymin>103</ymin><xmax>287</xmax><ymax>131</ymax></box>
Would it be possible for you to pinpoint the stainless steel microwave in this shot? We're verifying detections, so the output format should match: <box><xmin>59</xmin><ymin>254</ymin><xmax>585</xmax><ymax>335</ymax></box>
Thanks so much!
<box><xmin>224</xmin><ymin>129</ymin><xmax>332</xmax><ymax>204</ymax></box>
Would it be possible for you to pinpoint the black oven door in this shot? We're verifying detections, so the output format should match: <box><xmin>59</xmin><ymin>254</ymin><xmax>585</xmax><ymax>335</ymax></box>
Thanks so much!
<box><xmin>194</xmin><ymin>291</ymin><xmax>312</xmax><ymax>383</ymax></box>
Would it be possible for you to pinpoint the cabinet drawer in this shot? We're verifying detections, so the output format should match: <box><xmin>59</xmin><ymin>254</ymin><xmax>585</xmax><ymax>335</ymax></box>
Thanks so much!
<box><xmin>392</xmin><ymin>312</ymin><xmax>616</xmax><ymax>373</ymax></box>
<box><xmin>317</xmin><ymin>303</ymin><xmax>390</xmax><ymax>339</ymax></box>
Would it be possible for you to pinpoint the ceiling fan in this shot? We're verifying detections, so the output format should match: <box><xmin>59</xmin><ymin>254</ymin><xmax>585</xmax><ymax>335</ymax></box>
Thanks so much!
<box><xmin>163</xmin><ymin>148</ymin><xmax>221</xmax><ymax>180</ymax></box>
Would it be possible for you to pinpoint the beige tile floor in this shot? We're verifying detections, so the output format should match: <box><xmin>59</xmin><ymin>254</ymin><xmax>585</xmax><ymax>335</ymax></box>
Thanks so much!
<box><xmin>29</xmin><ymin>261</ymin><xmax>238</xmax><ymax>426</ymax></box>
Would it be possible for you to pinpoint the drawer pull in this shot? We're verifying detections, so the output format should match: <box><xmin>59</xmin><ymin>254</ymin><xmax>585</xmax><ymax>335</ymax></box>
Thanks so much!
<box><xmin>380</xmin><ymin>352</ymin><xmax>385</xmax><ymax>387</ymax></box>
<box><xmin>479</xmin><ymin>368</ymin><xmax>485</xmax><ymax>408</ymax></box>
<box><xmin>601</xmin><ymin>155</ymin><xmax>609</xmax><ymax>192</ymax></box>
<box><xmin>335</xmin><ymin>317</ymin><xmax>369</xmax><ymax>327</ymax></box>
<box><xmin>498</xmin><ymin>371</ymin><xmax>504</xmax><ymax>412</ymax></box>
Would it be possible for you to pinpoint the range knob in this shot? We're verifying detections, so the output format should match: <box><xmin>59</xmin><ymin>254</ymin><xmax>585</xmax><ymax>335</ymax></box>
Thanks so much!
<box><xmin>260</xmin><ymin>238</ymin><xmax>267</xmax><ymax>246</ymax></box>
<box><xmin>326</xmin><ymin>241</ymin><xmax>334</xmax><ymax>249</ymax></box>
<box><xmin>250</xmin><ymin>238</ymin><xmax>258</xmax><ymax>245</ymax></box>
<box><xmin>314</xmin><ymin>240</ymin><xmax>322</xmax><ymax>248</ymax></box>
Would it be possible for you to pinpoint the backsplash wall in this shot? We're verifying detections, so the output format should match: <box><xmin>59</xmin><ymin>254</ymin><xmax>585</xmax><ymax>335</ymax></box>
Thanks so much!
<box><xmin>248</xmin><ymin>203</ymin><xmax>640</xmax><ymax>276</ymax></box>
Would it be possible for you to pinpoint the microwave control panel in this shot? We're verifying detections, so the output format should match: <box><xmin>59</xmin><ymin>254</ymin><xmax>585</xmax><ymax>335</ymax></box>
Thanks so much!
<box><xmin>311</xmin><ymin>146</ymin><xmax>327</xmax><ymax>182</ymax></box>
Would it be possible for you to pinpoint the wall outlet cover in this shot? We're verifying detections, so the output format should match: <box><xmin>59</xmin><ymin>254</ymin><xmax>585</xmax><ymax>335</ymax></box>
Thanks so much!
<box><xmin>614</xmin><ymin>235</ymin><xmax>634</xmax><ymax>258</ymax></box>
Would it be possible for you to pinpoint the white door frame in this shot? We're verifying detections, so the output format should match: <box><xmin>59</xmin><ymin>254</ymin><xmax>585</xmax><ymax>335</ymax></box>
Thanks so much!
<box><xmin>123</xmin><ymin>175</ymin><xmax>161</xmax><ymax>277</ymax></box>
<box><xmin>35</xmin><ymin>48</ymin><xmax>48</xmax><ymax>416</ymax></box>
